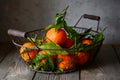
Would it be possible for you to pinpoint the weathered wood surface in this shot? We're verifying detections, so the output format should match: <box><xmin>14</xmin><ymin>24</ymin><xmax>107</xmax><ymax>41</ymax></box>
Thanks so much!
<box><xmin>81</xmin><ymin>45</ymin><xmax>120</xmax><ymax>80</ymax></box>
<box><xmin>33</xmin><ymin>70</ymin><xmax>80</xmax><ymax>80</ymax></box>
<box><xmin>0</xmin><ymin>44</ymin><xmax>35</xmax><ymax>80</ymax></box>
<box><xmin>0</xmin><ymin>44</ymin><xmax>120</xmax><ymax>80</ymax></box>
<box><xmin>112</xmin><ymin>45</ymin><xmax>120</xmax><ymax>63</ymax></box>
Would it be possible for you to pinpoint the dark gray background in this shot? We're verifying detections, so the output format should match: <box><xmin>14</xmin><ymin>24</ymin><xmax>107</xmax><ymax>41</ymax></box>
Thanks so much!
<box><xmin>0</xmin><ymin>0</ymin><xmax>120</xmax><ymax>44</ymax></box>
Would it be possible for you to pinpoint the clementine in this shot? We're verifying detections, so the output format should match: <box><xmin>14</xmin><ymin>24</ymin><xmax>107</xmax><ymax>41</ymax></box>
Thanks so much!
<box><xmin>46</xmin><ymin>28</ymin><xmax>67</xmax><ymax>46</ymax></box>
<box><xmin>38</xmin><ymin>50</ymin><xmax>56</xmax><ymax>66</ymax></box>
<box><xmin>82</xmin><ymin>39</ymin><xmax>93</xmax><ymax>45</ymax></box>
<box><xmin>63</xmin><ymin>38</ymin><xmax>74</xmax><ymax>48</ymax></box>
<box><xmin>57</xmin><ymin>54</ymin><xmax>75</xmax><ymax>70</ymax></box>
<box><xmin>75</xmin><ymin>52</ymin><xmax>90</xmax><ymax>65</ymax></box>
<box><xmin>19</xmin><ymin>42</ymin><xmax>38</xmax><ymax>62</ymax></box>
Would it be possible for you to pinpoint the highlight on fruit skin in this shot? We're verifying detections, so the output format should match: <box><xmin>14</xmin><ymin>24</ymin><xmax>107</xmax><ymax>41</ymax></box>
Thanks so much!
<box><xmin>46</xmin><ymin>28</ymin><xmax>67</xmax><ymax>46</ymax></box>
<box><xmin>82</xmin><ymin>39</ymin><xmax>93</xmax><ymax>45</ymax></box>
<box><xmin>19</xmin><ymin>42</ymin><xmax>38</xmax><ymax>62</ymax></box>
<box><xmin>57</xmin><ymin>54</ymin><xmax>75</xmax><ymax>71</ymax></box>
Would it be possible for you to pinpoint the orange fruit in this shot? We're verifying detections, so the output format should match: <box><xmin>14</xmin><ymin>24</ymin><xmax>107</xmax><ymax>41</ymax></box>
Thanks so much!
<box><xmin>19</xmin><ymin>42</ymin><xmax>38</xmax><ymax>62</ymax></box>
<box><xmin>46</xmin><ymin>28</ymin><xmax>67</xmax><ymax>45</ymax></box>
<box><xmin>82</xmin><ymin>39</ymin><xmax>93</xmax><ymax>45</ymax></box>
<box><xmin>63</xmin><ymin>38</ymin><xmax>74</xmax><ymax>48</ymax></box>
<box><xmin>75</xmin><ymin>52</ymin><xmax>90</xmax><ymax>65</ymax></box>
<box><xmin>38</xmin><ymin>50</ymin><xmax>57</xmax><ymax>66</ymax></box>
<box><xmin>57</xmin><ymin>54</ymin><xmax>75</xmax><ymax>70</ymax></box>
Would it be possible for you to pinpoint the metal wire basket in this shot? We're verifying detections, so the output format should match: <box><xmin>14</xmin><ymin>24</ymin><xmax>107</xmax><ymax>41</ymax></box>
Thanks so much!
<box><xmin>8</xmin><ymin>14</ymin><xmax>103</xmax><ymax>74</ymax></box>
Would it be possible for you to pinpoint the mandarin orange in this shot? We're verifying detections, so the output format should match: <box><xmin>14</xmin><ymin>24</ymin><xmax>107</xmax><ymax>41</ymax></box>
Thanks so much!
<box><xmin>82</xmin><ymin>39</ymin><xmax>93</xmax><ymax>45</ymax></box>
<box><xmin>57</xmin><ymin>54</ymin><xmax>75</xmax><ymax>70</ymax></box>
<box><xmin>46</xmin><ymin>28</ymin><xmax>67</xmax><ymax>46</ymax></box>
<box><xmin>19</xmin><ymin>42</ymin><xmax>38</xmax><ymax>62</ymax></box>
<box><xmin>63</xmin><ymin>38</ymin><xmax>74</xmax><ymax>48</ymax></box>
<box><xmin>38</xmin><ymin>50</ymin><xmax>57</xmax><ymax>66</ymax></box>
<box><xmin>75</xmin><ymin>52</ymin><xmax>90</xmax><ymax>65</ymax></box>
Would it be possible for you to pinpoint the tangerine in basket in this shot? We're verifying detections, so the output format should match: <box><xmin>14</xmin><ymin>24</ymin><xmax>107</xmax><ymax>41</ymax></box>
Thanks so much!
<box><xmin>46</xmin><ymin>28</ymin><xmax>67</xmax><ymax>46</ymax></box>
<box><xmin>38</xmin><ymin>50</ymin><xmax>57</xmax><ymax>66</ymax></box>
<box><xmin>75</xmin><ymin>52</ymin><xmax>90</xmax><ymax>65</ymax></box>
<box><xmin>82</xmin><ymin>39</ymin><xmax>93</xmax><ymax>45</ymax></box>
<box><xmin>63</xmin><ymin>38</ymin><xmax>74</xmax><ymax>48</ymax></box>
<box><xmin>19</xmin><ymin>42</ymin><xmax>38</xmax><ymax>62</ymax></box>
<box><xmin>57</xmin><ymin>54</ymin><xmax>75</xmax><ymax>71</ymax></box>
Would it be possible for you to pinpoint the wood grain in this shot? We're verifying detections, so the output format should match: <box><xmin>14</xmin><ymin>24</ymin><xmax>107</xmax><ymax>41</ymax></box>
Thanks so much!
<box><xmin>33</xmin><ymin>70</ymin><xmax>80</xmax><ymax>80</ymax></box>
<box><xmin>1</xmin><ymin>44</ymin><xmax>120</xmax><ymax>80</ymax></box>
<box><xmin>112</xmin><ymin>45</ymin><xmax>120</xmax><ymax>63</ymax></box>
<box><xmin>81</xmin><ymin>45</ymin><xmax>120</xmax><ymax>80</ymax></box>
<box><xmin>0</xmin><ymin>46</ymin><xmax>35</xmax><ymax>80</ymax></box>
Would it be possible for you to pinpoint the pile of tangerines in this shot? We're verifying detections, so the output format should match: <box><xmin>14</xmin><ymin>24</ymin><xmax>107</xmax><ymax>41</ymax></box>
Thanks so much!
<box><xmin>19</xmin><ymin>27</ymin><xmax>92</xmax><ymax>72</ymax></box>
<box><xmin>18</xmin><ymin>7</ymin><xmax>104</xmax><ymax>73</ymax></box>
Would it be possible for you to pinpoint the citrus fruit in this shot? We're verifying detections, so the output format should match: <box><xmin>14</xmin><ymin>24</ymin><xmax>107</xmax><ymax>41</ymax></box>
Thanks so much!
<box><xmin>82</xmin><ymin>39</ymin><xmax>93</xmax><ymax>45</ymax></box>
<box><xmin>38</xmin><ymin>50</ymin><xmax>57</xmax><ymax>66</ymax></box>
<box><xmin>46</xmin><ymin>28</ymin><xmax>67</xmax><ymax>46</ymax></box>
<box><xmin>57</xmin><ymin>54</ymin><xmax>75</xmax><ymax>70</ymax></box>
<box><xmin>19</xmin><ymin>42</ymin><xmax>38</xmax><ymax>62</ymax></box>
<box><xmin>75</xmin><ymin>52</ymin><xmax>90</xmax><ymax>65</ymax></box>
<box><xmin>63</xmin><ymin>38</ymin><xmax>74</xmax><ymax>48</ymax></box>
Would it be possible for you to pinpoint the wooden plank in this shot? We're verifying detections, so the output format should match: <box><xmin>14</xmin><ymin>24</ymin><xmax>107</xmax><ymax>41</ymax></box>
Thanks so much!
<box><xmin>112</xmin><ymin>45</ymin><xmax>120</xmax><ymax>63</ymax></box>
<box><xmin>0</xmin><ymin>47</ymin><xmax>35</xmax><ymax>80</ymax></box>
<box><xmin>33</xmin><ymin>71</ymin><xmax>80</xmax><ymax>80</ymax></box>
<box><xmin>81</xmin><ymin>45</ymin><xmax>120</xmax><ymax>80</ymax></box>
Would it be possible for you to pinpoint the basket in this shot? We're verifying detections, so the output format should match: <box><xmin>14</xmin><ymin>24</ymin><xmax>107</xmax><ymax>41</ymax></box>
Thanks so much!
<box><xmin>8</xmin><ymin>14</ymin><xmax>103</xmax><ymax>74</ymax></box>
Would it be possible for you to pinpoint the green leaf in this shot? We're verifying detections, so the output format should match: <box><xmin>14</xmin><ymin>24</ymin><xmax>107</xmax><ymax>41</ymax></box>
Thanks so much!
<box><xmin>93</xmin><ymin>33</ymin><xmax>104</xmax><ymax>43</ymax></box>
<box><xmin>64</xmin><ymin>25</ymin><xmax>79</xmax><ymax>39</ymax></box>
<box><xmin>93</xmin><ymin>27</ymin><xmax>106</xmax><ymax>43</ymax></box>
<box><xmin>20</xmin><ymin>46</ymin><xmax>37</xmax><ymax>54</ymax></box>
<box><xmin>54</xmin><ymin>6</ymin><xmax>69</xmax><ymax>30</ymax></box>
<box><xmin>57</xmin><ymin>58</ymin><xmax>62</xmax><ymax>63</ymax></box>
<box><xmin>55</xmin><ymin>22</ymin><xmax>64</xmax><ymax>31</ymax></box>
<box><xmin>56</xmin><ymin>68</ymin><xmax>64</xmax><ymax>73</ymax></box>
<box><xmin>38</xmin><ymin>42</ymin><xmax>68</xmax><ymax>55</ymax></box>
<box><xmin>44</xmin><ymin>24</ymin><xmax>54</xmax><ymax>30</ymax></box>
<box><xmin>32</xmin><ymin>54</ymin><xmax>46</xmax><ymax>63</ymax></box>
<box><xmin>42</xmin><ymin>56</ymin><xmax>55</xmax><ymax>71</ymax></box>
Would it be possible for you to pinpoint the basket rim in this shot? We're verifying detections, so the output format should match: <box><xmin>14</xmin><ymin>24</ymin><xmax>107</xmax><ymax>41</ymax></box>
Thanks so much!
<box><xmin>11</xmin><ymin>27</ymin><xmax>102</xmax><ymax>50</ymax></box>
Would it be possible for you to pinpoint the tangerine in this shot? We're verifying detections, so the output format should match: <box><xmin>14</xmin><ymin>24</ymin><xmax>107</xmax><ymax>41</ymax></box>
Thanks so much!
<box><xmin>38</xmin><ymin>50</ymin><xmax>56</xmax><ymax>66</ymax></box>
<box><xmin>57</xmin><ymin>54</ymin><xmax>75</xmax><ymax>71</ymax></box>
<box><xmin>75</xmin><ymin>52</ymin><xmax>90</xmax><ymax>65</ymax></box>
<box><xmin>63</xmin><ymin>38</ymin><xmax>74</xmax><ymax>48</ymax></box>
<box><xmin>46</xmin><ymin>28</ymin><xmax>67</xmax><ymax>46</ymax></box>
<box><xmin>19</xmin><ymin>42</ymin><xmax>38</xmax><ymax>62</ymax></box>
<box><xmin>82</xmin><ymin>39</ymin><xmax>93</xmax><ymax>45</ymax></box>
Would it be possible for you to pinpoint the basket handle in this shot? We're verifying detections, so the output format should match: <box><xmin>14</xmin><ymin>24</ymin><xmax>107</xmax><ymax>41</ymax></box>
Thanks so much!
<box><xmin>74</xmin><ymin>14</ymin><xmax>101</xmax><ymax>32</ymax></box>
<box><xmin>83</xmin><ymin>14</ymin><xmax>100</xmax><ymax>21</ymax></box>
<box><xmin>8</xmin><ymin>29</ymin><xmax>26</xmax><ymax>38</ymax></box>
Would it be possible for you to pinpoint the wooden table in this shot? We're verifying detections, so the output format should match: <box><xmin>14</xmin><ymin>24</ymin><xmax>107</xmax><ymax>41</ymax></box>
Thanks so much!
<box><xmin>0</xmin><ymin>43</ymin><xmax>120</xmax><ymax>80</ymax></box>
